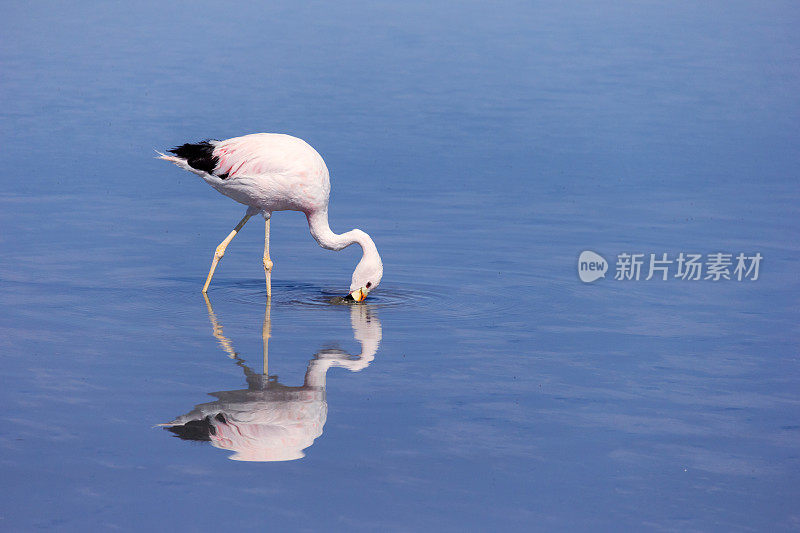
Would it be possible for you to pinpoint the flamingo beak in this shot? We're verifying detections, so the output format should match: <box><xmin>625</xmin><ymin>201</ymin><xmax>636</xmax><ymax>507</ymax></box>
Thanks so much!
<box><xmin>346</xmin><ymin>288</ymin><xmax>367</xmax><ymax>302</ymax></box>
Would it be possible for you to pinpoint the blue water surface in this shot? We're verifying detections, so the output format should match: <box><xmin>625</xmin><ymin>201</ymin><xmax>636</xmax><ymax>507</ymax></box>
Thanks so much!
<box><xmin>1</xmin><ymin>1</ymin><xmax>799</xmax><ymax>530</ymax></box>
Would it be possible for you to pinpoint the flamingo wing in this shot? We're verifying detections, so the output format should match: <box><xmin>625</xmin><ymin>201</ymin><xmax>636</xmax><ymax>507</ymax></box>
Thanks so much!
<box><xmin>213</xmin><ymin>134</ymin><xmax>322</xmax><ymax>180</ymax></box>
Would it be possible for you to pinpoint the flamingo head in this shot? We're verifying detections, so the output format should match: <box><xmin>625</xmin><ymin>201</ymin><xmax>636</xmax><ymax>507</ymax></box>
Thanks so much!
<box><xmin>346</xmin><ymin>253</ymin><xmax>383</xmax><ymax>302</ymax></box>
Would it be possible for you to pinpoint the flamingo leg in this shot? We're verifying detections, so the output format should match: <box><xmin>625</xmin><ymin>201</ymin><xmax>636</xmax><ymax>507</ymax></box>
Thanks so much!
<box><xmin>202</xmin><ymin>212</ymin><xmax>253</xmax><ymax>293</ymax></box>
<box><xmin>263</xmin><ymin>217</ymin><xmax>273</xmax><ymax>298</ymax></box>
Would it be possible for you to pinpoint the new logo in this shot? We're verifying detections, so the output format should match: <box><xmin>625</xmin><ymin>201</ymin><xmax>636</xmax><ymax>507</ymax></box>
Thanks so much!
<box><xmin>578</xmin><ymin>250</ymin><xmax>608</xmax><ymax>283</ymax></box>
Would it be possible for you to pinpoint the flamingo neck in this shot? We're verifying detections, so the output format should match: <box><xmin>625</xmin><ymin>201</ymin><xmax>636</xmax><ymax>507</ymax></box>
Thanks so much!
<box><xmin>306</xmin><ymin>209</ymin><xmax>379</xmax><ymax>261</ymax></box>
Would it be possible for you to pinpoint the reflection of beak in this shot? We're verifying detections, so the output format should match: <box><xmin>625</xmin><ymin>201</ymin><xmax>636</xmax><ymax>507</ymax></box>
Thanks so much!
<box><xmin>347</xmin><ymin>288</ymin><xmax>367</xmax><ymax>302</ymax></box>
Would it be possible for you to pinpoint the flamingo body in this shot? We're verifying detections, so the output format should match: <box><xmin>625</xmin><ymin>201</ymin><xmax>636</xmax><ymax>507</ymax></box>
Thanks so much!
<box><xmin>168</xmin><ymin>133</ymin><xmax>331</xmax><ymax>214</ymax></box>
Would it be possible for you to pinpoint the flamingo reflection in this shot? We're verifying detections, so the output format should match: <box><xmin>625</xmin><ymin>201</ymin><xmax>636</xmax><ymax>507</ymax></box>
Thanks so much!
<box><xmin>160</xmin><ymin>295</ymin><xmax>381</xmax><ymax>462</ymax></box>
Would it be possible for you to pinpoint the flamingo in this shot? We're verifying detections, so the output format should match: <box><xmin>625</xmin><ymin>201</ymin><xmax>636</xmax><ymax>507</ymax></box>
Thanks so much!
<box><xmin>157</xmin><ymin>133</ymin><xmax>382</xmax><ymax>301</ymax></box>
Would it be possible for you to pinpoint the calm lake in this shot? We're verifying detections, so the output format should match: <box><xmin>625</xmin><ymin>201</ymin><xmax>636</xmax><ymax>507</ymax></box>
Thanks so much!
<box><xmin>1</xmin><ymin>1</ymin><xmax>798</xmax><ymax>530</ymax></box>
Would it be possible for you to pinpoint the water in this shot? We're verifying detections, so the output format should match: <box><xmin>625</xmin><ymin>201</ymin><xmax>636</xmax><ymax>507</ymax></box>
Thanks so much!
<box><xmin>1</xmin><ymin>1</ymin><xmax>799</xmax><ymax>530</ymax></box>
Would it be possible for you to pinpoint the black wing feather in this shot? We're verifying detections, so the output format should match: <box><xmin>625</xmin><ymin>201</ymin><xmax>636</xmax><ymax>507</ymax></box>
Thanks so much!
<box><xmin>168</xmin><ymin>140</ymin><xmax>228</xmax><ymax>178</ymax></box>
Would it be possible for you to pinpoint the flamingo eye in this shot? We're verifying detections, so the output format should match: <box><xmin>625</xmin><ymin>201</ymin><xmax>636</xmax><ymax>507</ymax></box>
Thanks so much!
<box><xmin>366</xmin><ymin>282</ymin><xmax>372</xmax><ymax>288</ymax></box>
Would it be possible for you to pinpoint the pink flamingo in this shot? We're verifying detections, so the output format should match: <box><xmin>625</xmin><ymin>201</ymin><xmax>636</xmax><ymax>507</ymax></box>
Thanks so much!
<box><xmin>158</xmin><ymin>133</ymin><xmax>382</xmax><ymax>300</ymax></box>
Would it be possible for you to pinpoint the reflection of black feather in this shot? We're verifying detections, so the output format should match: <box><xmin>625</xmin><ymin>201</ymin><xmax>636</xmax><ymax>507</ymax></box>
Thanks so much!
<box><xmin>164</xmin><ymin>416</ymin><xmax>217</xmax><ymax>441</ymax></box>
<box><xmin>168</xmin><ymin>141</ymin><xmax>228</xmax><ymax>178</ymax></box>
